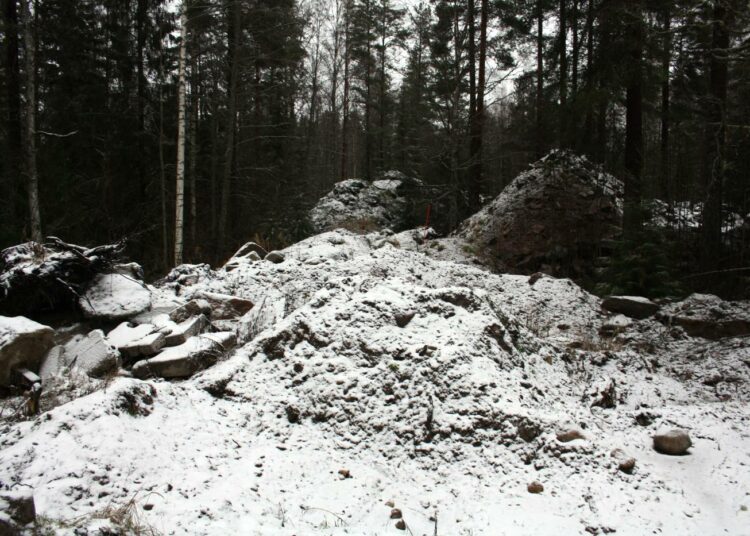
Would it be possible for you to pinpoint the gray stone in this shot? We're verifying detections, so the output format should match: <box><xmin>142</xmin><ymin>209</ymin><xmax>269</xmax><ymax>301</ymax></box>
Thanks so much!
<box><xmin>0</xmin><ymin>316</ymin><xmax>55</xmax><ymax>386</ymax></box>
<box><xmin>168</xmin><ymin>299</ymin><xmax>212</xmax><ymax>323</ymax></box>
<box><xmin>165</xmin><ymin>315</ymin><xmax>208</xmax><ymax>346</ymax></box>
<box><xmin>602</xmin><ymin>296</ymin><xmax>659</xmax><ymax>319</ymax></box>
<box><xmin>265</xmin><ymin>251</ymin><xmax>285</xmax><ymax>264</ymax></box>
<box><xmin>41</xmin><ymin>329</ymin><xmax>120</xmax><ymax>379</ymax></box>
<box><xmin>80</xmin><ymin>272</ymin><xmax>152</xmax><ymax>321</ymax></box>
<box><xmin>527</xmin><ymin>481</ymin><xmax>544</xmax><ymax>494</ymax></box>
<box><xmin>194</xmin><ymin>292</ymin><xmax>254</xmax><ymax>320</ymax></box>
<box><xmin>556</xmin><ymin>427</ymin><xmax>586</xmax><ymax>443</ymax></box>
<box><xmin>653</xmin><ymin>428</ymin><xmax>692</xmax><ymax>455</ymax></box>
<box><xmin>0</xmin><ymin>489</ymin><xmax>36</xmax><ymax>534</ymax></box>
<box><xmin>132</xmin><ymin>332</ymin><xmax>236</xmax><ymax>379</ymax></box>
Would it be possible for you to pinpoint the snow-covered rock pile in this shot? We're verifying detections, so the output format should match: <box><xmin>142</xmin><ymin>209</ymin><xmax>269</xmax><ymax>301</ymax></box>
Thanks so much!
<box><xmin>1</xmin><ymin>229</ymin><xmax>750</xmax><ymax>535</ymax></box>
<box><xmin>309</xmin><ymin>171</ymin><xmax>425</xmax><ymax>234</ymax></box>
<box><xmin>457</xmin><ymin>150</ymin><xmax>622</xmax><ymax>275</ymax></box>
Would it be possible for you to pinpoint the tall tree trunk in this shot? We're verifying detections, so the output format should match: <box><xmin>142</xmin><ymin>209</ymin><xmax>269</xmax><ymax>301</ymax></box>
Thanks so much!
<box><xmin>572</xmin><ymin>0</ymin><xmax>579</xmax><ymax>97</ymax></box>
<box><xmin>19</xmin><ymin>0</ymin><xmax>41</xmax><ymax>242</ymax></box>
<box><xmin>174</xmin><ymin>5</ymin><xmax>188</xmax><ymax>266</ymax></box>
<box><xmin>623</xmin><ymin>0</ymin><xmax>643</xmax><ymax>239</ymax></box>
<box><xmin>702</xmin><ymin>0</ymin><xmax>729</xmax><ymax>269</ymax></box>
<box><xmin>158</xmin><ymin>19</ymin><xmax>169</xmax><ymax>271</ymax></box>
<box><xmin>582</xmin><ymin>0</ymin><xmax>595</xmax><ymax>155</ymax></box>
<box><xmin>469</xmin><ymin>0</ymin><xmax>488</xmax><ymax>211</ymax></box>
<box><xmin>536</xmin><ymin>0</ymin><xmax>544</xmax><ymax>158</ymax></box>
<box><xmin>467</xmin><ymin>0</ymin><xmax>478</xmax><ymax>210</ymax></box>
<box><xmin>340</xmin><ymin>1</ymin><xmax>351</xmax><ymax>180</ymax></box>
<box><xmin>189</xmin><ymin>51</ymin><xmax>199</xmax><ymax>258</ymax></box>
<box><xmin>136</xmin><ymin>0</ymin><xmax>147</xmax><ymax>203</ymax></box>
<box><xmin>218</xmin><ymin>1</ymin><xmax>240</xmax><ymax>255</ymax></box>
<box><xmin>660</xmin><ymin>6</ymin><xmax>671</xmax><ymax>203</ymax></box>
<box><xmin>4</xmin><ymin>0</ymin><xmax>22</xmax><ymax>230</ymax></box>
<box><xmin>559</xmin><ymin>0</ymin><xmax>568</xmax><ymax>148</ymax></box>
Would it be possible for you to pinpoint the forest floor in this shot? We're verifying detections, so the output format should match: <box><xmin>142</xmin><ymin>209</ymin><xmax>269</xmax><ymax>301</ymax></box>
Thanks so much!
<box><xmin>1</xmin><ymin>229</ymin><xmax>749</xmax><ymax>535</ymax></box>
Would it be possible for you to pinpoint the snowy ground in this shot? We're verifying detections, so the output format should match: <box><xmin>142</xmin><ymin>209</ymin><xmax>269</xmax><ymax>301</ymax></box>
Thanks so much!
<box><xmin>1</xmin><ymin>229</ymin><xmax>749</xmax><ymax>535</ymax></box>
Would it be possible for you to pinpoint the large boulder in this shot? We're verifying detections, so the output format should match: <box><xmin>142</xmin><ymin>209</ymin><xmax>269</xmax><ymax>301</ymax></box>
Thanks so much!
<box><xmin>40</xmin><ymin>329</ymin><xmax>120</xmax><ymax>379</ymax></box>
<box><xmin>653</xmin><ymin>428</ymin><xmax>692</xmax><ymax>455</ymax></box>
<box><xmin>80</xmin><ymin>272</ymin><xmax>152</xmax><ymax>321</ymax></box>
<box><xmin>456</xmin><ymin>151</ymin><xmax>622</xmax><ymax>276</ymax></box>
<box><xmin>0</xmin><ymin>315</ymin><xmax>55</xmax><ymax>386</ymax></box>
<box><xmin>309</xmin><ymin>171</ymin><xmax>424</xmax><ymax>234</ymax></box>
<box><xmin>659</xmin><ymin>293</ymin><xmax>750</xmax><ymax>339</ymax></box>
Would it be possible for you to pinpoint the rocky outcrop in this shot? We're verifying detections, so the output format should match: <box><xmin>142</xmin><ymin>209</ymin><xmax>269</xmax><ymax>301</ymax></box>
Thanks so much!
<box><xmin>309</xmin><ymin>171</ymin><xmax>424</xmax><ymax>234</ymax></box>
<box><xmin>0</xmin><ymin>316</ymin><xmax>55</xmax><ymax>386</ymax></box>
<box><xmin>456</xmin><ymin>151</ymin><xmax>622</xmax><ymax>277</ymax></box>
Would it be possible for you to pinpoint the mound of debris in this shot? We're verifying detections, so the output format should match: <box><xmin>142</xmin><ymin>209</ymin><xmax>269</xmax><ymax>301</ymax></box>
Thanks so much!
<box><xmin>457</xmin><ymin>151</ymin><xmax>622</xmax><ymax>276</ymax></box>
<box><xmin>309</xmin><ymin>171</ymin><xmax>425</xmax><ymax>234</ymax></box>
<box><xmin>0</xmin><ymin>238</ymin><xmax>127</xmax><ymax>317</ymax></box>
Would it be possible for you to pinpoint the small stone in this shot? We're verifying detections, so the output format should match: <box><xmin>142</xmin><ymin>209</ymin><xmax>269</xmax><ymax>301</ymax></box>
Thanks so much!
<box><xmin>169</xmin><ymin>299</ymin><xmax>212</xmax><ymax>323</ymax></box>
<box><xmin>265</xmin><ymin>251</ymin><xmax>285</xmax><ymax>264</ymax></box>
<box><xmin>384</xmin><ymin>500</ymin><xmax>395</xmax><ymax>508</ymax></box>
<box><xmin>394</xmin><ymin>311</ymin><xmax>416</xmax><ymax>328</ymax></box>
<box><xmin>556</xmin><ymin>427</ymin><xmax>586</xmax><ymax>443</ymax></box>
<box><xmin>653</xmin><ymin>428</ymin><xmax>692</xmax><ymax>455</ymax></box>
<box><xmin>338</xmin><ymin>469</ymin><xmax>351</xmax><ymax>479</ymax></box>
<box><xmin>602</xmin><ymin>295</ymin><xmax>659</xmax><ymax>319</ymax></box>
<box><xmin>143</xmin><ymin>504</ymin><xmax>154</xmax><ymax>511</ymax></box>
<box><xmin>611</xmin><ymin>449</ymin><xmax>636</xmax><ymax>474</ymax></box>
<box><xmin>390</xmin><ymin>508</ymin><xmax>403</xmax><ymax>519</ymax></box>
<box><xmin>395</xmin><ymin>519</ymin><xmax>406</xmax><ymax>530</ymax></box>
<box><xmin>528</xmin><ymin>272</ymin><xmax>544</xmax><ymax>286</ymax></box>
<box><xmin>527</xmin><ymin>481</ymin><xmax>544</xmax><ymax>494</ymax></box>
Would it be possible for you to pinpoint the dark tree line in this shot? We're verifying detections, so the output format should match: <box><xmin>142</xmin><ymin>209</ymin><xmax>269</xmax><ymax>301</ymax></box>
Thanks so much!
<box><xmin>1</xmin><ymin>0</ymin><xmax>750</xmax><ymax>293</ymax></box>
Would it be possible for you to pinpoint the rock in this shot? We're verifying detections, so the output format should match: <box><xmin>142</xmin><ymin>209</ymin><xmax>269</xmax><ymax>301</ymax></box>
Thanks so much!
<box><xmin>599</xmin><ymin>314</ymin><xmax>633</xmax><ymax>337</ymax></box>
<box><xmin>590</xmin><ymin>377</ymin><xmax>617</xmax><ymax>408</ymax></box>
<box><xmin>0</xmin><ymin>315</ymin><xmax>55</xmax><ymax>386</ymax></box>
<box><xmin>309</xmin><ymin>172</ymin><xmax>424</xmax><ymax>234</ymax></box>
<box><xmin>394</xmin><ymin>311</ymin><xmax>416</xmax><ymax>328</ymax></box>
<box><xmin>225</xmin><ymin>242</ymin><xmax>267</xmax><ymax>271</ymax></box>
<box><xmin>556</xmin><ymin>427</ymin><xmax>586</xmax><ymax>443</ymax></box>
<box><xmin>164</xmin><ymin>315</ymin><xmax>208</xmax><ymax>346</ymax></box>
<box><xmin>528</xmin><ymin>272</ymin><xmax>544</xmax><ymax>286</ymax></box>
<box><xmin>338</xmin><ymin>469</ymin><xmax>351</xmax><ymax>479</ymax></box>
<box><xmin>80</xmin><ymin>272</ymin><xmax>152</xmax><ymax>321</ymax></box>
<box><xmin>390</xmin><ymin>508</ymin><xmax>403</xmax><ymax>519</ymax></box>
<box><xmin>457</xmin><ymin>151</ymin><xmax>622</xmax><ymax>277</ymax></box>
<box><xmin>106</xmin><ymin>322</ymin><xmax>166</xmax><ymax>360</ymax></box>
<box><xmin>653</xmin><ymin>428</ymin><xmax>692</xmax><ymax>455</ymax></box>
<box><xmin>265</xmin><ymin>251</ymin><xmax>285</xmax><ymax>264</ymax></box>
<box><xmin>0</xmin><ymin>490</ymin><xmax>36</xmax><ymax>534</ymax></box>
<box><xmin>395</xmin><ymin>519</ymin><xmax>406</xmax><ymax>530</ymax></box>
<box><xmin>41</xmin><ymin>329</ymin><xmax>120</xmax><ymax>379</ymax></box>
<box><xmin>527</xmin><ymin>481</ymin><xmax>544</xmax><ymax>494</ymax></box>
<box><xmin>602</xmin><ymin>296</ymin><xmax>660</xmax><ymax>319</ymax></box>
<box><xmin>131</xmin><ymin>332</ymin><xmax>236</xmax><ymax>379</ymax></box>
<box><xmin>659</xmin><ymin>293</ymin><xmax>750</xmax><ymax>339</ymax></box>
<box><xmin>611</xmin><ymin>449</ymin><xmax>636</xmax><ymax>474</ymax></box>
<box><xmin>194</xmin><ymin>292</ymin><xmax>254</xmax><ymax>320</ymax></box>
<box><xmin>168</xmin><ymin>299</ymin><xmax>212</xmax><ymax>323</ymax></box>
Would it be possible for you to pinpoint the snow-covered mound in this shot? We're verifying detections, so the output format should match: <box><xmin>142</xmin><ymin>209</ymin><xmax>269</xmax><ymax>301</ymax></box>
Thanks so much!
<box><xmin>1</xmin><ymin>229</ymin><xmax>750</xmax><ymax>535</ymax></box>
<box><xmin>309</xmin><ymin>171</ymin><xmax>424</xmax><ymax>234</ymax></box>
<box><xmin>457</xmin><ymin>151</ymin><xmax>622</xmax><ymax>275</ymax></box>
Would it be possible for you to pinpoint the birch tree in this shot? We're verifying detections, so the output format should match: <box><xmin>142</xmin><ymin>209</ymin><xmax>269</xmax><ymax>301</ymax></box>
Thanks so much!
<box><xmin>174</xmin><ymin>3</ymin><xmax>188</xmax><ymax>265</ymax></box>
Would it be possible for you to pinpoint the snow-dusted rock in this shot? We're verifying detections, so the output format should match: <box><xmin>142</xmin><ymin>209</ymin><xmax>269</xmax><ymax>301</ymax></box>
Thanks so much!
<box><xmin>131</xmin><ymin>332</ymin><xmax>236</xmax><ymax>379</ymax></box>
<box><xmin>168</xmin><ymin>299</ymin><xmax>212</xmax><ymax>323</ymax></box>
<box><xmin>40</xmin><ymin>329</ymin><xmax>120</xmax><ymax>379</ymax></box>
<box><xmin>0</xmin><ymin>315</ymin><xmax>55</xmax><ymax>385</ymax></box>
<box><xmin>80</xmin><ymin>272</ymin><xmax>152</xmax><ymax>321</ymax></box>
<box><xmin>164</xmin><ymin>315</ymin><xmax>208</xmax><ymax>346</ymax></box>
<box><xmin>264</xmin><ymin>251</ymin><xmax>285</xmax><ymax>264</ymax></box>
<box><xmin>660</xmin><ymin>293</ymin><xmax>750</xmax><ymax>339</ymax></box>
<box><xmin>0</xmin><ymin>489</ymin><xmax>36</xmax><ymax>534</ymax></box>
<box><xmin>602</xmin><ymin>295</ymin><xmax>659</xmax><ymax>319</ymax></box>
<box><xmin>191</xmin><ymin>292</ymin><xmax>253</xmax><ymax>320</ymax></box>
<box><xmin>309</xmin><ymin>171</ymin><xmax>423</xmax><ymax>234</ymax></box>
<box><xmin>653</xmin><ymin>428</ymin><xmax>692</xmax><ymax>455</ymax></box>
<box><xmin>225</xmin><ymin>242</ymin><xmax>266</xmax><ymax>271</ymax></box>
<box><xmin>457</xmin><ymin>151</ymin><xmax>622</xmax><ymax>276</ymax></box>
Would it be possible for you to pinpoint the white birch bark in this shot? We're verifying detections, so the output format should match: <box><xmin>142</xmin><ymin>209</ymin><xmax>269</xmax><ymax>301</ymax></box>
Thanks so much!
<box><xmin>174</xmin><ymin>5</ymin><xmax>188</xmax><ymax>265</ymax></box>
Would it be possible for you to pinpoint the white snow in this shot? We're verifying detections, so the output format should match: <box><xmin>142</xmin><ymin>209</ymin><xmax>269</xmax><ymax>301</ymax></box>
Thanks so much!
<box><xmin>80</xmin><ymin>273</ymin><xmax>152</xmax><ymax>321</ymax></box>
<box><xmin>1</xmin><ymin>230</ymin><xmax>749</xmax><ymax>535</ymax></box>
